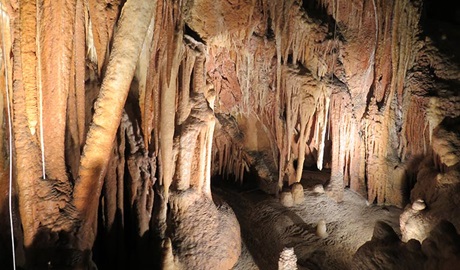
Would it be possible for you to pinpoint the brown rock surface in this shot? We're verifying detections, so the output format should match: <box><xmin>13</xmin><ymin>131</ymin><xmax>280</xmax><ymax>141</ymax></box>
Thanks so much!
<box><xmin>354</xmin><ymin>220</ymin><xmax>460</xmax><ymax>270</ymax></box>
<box><xmin>168</xmin><ymin>190</ymin><xmax>241</xmax><ymax>270</ymax></box>
<box><xmin>353</xmin><ymin>221</ymin><xmax>426</xmax><ymax>270</ymax></box>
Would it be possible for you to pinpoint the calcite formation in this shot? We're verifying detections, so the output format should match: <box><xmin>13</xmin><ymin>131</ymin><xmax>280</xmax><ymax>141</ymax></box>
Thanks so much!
<box><xmin>278</xmin><ymin>247</ymin><xmax>298</xmax><ymax>270</ymax></box>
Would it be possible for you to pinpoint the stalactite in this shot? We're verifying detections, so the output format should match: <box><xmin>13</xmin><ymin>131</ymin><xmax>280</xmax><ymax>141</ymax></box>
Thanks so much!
<box><xmin>316</xmin><ymin>90</ymin><xmax>330</xmax><ymax>170</ymax></box>
<box><xmin>65</xmin><ymin>0</ymin><xmax>86</xmax><ymax>181</ymax></box>
<box><xmin>212</xmin><ymin>114</ymin><xmax>251</xmax><ymax>185</ymax></box>
<box><xmin>35</xmin><ymin>0</ymin><xmax>45</xmax><ymax>179</ymax></box>
<box><xmin>84</xmin><ymin>8</ymin><xmax>97</xmax><ymax>66</ymax></box>
<box><xmin>176</xmin><ymin>42</ymin><xmax>195</xmax><ymax>125</ymax></box>
<box><xmin>40</xmin><ymin>0</ymin><xmax>76</xmax><ymax>182</ymax></box>
<box><xmin>137</xmin><ymin>14</ymin><xmax>155</xmax><ymax>149</ymax></box>
<box><xmin>87</xmin><ymin>0</ymin><xmax>123</xmax><ymax>75</ymax></box>
<box><xmin>19</xmin><ymin>0</ymin><xmax>38</xmax><ymax>137</ymax></box>
<box><xmin>10</xmin><ymin>8</ymin><xmax>77</xmax><ymax>252</ymax></box>
<box><xmin>174</xmin><ymin>43</ymin><xmax>200</xmax><ymax>191</ymax></box>
<box><xmin>75</xmin><ymin>0</ymin><xmax>157</xmax><ymax>250</ymax></box>
<box><xmin>206</xmin><ymin>0</ymin><xmax>342</xmax><ymax>191</ymax></box>
<box><xmin>75</xmin><ymin>0</ymin><xmax>86</xmax><ymax>143</ymax></box>
<box><xmin>122</xmin><ymin>111</ymin><xmax>155</xmax><ymax>236</ymax></box>
<box><xmin>399</xmin><ymin>95</ymin><xmax>430</xmax><ymax>160</ymax></box>
<box><xmin>0</xmin><ymin>5</ymin><xmax>18</xmax><ymax>268</ymax></box>
<box><xmin>10</xmin><ymin>2</ymin><xmax>43</xmax><ymax>246</ymax></box>
<box><xmin>158</xmin><ymin>2</ymin><xmax>183</xmax><ymax>197</ymax></box>
<box><xmin>0</xmin><ymin>16</ymin><xmax>7</xmax><ymax>242</ymax></box>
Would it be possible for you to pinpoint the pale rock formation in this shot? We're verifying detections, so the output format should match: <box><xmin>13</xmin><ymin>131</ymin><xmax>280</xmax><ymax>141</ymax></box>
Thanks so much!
<box><xmin>312</xmin><ymin>184</ymin><xmax>325</xmax><ymax>194</ymax></box>
<box><xmin>411</xmin><ymin>199</ymin><xmax>426</xmax><ymax>211</ymax></box>
<box><xmin>316</xmin><ymin>220</ymin><xmax>328</xmax><ymax>239</ymax></box>
<box><xmin>400</xmin><ymin>204</ymin><xmax>434</xmax><ymax>243</ymax></box>
<box><xmin>291</xmin><ymin>183</ymin><xmax>305</xmax><ymax>205</ymax></box>
<box><xmin>278</xmin><ymin>247</ymin><xmax>298</xmax><ymax>270</ymax></box>
<box><xmin>161</xmin><ymin>238</ymin><xmax>178</xmax><ymax>270</ymax></box>
<box><xmin>280</xmin><ymin>191</ymin><xmax>294</xmax><ymax>207</ymax></box>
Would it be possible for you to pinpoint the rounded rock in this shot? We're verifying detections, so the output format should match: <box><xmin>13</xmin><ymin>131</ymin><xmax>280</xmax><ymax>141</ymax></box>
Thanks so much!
<box><xmin>411</xmin><ymin>199</ymin><xmax>426</xmax><ymax>211</ymax></box>
<box><xmin>280</xmin><ymin>191</ymin><xmax>294</xmax><ymax>207</ymax></box>
<box><xmin>313</xmin><ymin>184</ymin><xmax>325</xmax><ymax>194</ymax></box>
<box><xmin>291</xmin><ymin>183</ymin><xmax>305</xmax><ymax>204</ymax></box>
<box><xmin>316</xmin><ymin>219</ymin><xmax>328</xmax><ymax>238</ymax></box>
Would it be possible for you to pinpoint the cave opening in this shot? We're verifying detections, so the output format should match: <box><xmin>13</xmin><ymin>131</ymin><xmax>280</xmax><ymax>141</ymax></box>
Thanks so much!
<box><xmin>0</xmin><ymin>0</ymin><xmax>459</xmax><ymax>269</ymax></box>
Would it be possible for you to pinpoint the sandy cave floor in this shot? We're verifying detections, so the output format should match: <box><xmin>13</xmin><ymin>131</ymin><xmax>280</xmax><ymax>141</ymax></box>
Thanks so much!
<box><xmin>213</xmin><ymin>178</ymin><xmax>402</xmax><ymax>270</ymax></box>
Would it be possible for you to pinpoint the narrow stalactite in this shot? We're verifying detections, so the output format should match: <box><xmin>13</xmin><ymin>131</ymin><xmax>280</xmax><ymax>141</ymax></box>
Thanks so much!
<box><xmin>19</xmin><ymin>0</ymin><xmax>38</xmax><ymax>137</ymax></box>
<box><xmin>86</xmin><ymin>0</ymin><xmax>122</xmax><ymax>76</ymax></box>
<box><xmin>158</xmin><ymin>2</ymin><xmax>182</xmax><ymax>198</ymax></box>
<box><xmin>65</xmin><ymin>0</ymin><xmax>87</xmax><ymax>181</ymax></box>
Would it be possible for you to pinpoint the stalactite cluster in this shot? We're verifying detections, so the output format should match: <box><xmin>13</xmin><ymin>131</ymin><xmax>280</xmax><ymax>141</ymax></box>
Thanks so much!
<box><xmin>6</xmin><ymin>0</ymin><xmax>242</xmax><ymax>267</ymax></box>
<box><xmin>203</xmin><ymin>0</ymin><xmax>458</xmax><ymax>208</ymax></box>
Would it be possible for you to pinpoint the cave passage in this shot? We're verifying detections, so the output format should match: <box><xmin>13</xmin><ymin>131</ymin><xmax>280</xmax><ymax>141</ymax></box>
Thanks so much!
<box><xmin>212</xmin><ymin>176</ymin><xmax>401</xmax><ymax>270</ymax></box>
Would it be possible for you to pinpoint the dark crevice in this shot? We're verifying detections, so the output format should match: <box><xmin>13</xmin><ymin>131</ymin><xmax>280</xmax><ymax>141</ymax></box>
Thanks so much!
<box><xmin>184</xmin><ymin>23</ymin><xmax>206</xmax><ymax>45</ymax></box>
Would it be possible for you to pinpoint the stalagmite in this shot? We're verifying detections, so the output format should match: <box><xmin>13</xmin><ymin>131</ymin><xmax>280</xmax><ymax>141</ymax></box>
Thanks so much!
<box><xmin>316</xmin><ymin>219</ymin><xmax>328</xmax><ymax>238</ymax></box>
<box><xmin>278</xmin><ymin>247</ymin><xmax>298</xmax><ymax>270</ymax></box>
<box><xmin>313</xmin><ymin>184</ymin><xmax>325</xmax><ymax>194</ymax></box>
<box><xmin>280</xmin><ymin>191</ymin><xmax>294</xmax><ymax>207</ymax></box>
<box><xmin>161</xmin><ymin>238</ymin><xmax>177</xmax><ymax>270</ymax></box>
<box><xmin>291</xmin><ymin>182</ymin><xmax>304</xmax><ymax>204</ymax></box>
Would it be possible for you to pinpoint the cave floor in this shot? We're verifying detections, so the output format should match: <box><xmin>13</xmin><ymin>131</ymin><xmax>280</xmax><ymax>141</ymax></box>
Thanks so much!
<box><xmin>213</xmin><ymin>179</ymin><xmax>402</xmax><ymax>270</ymax></box>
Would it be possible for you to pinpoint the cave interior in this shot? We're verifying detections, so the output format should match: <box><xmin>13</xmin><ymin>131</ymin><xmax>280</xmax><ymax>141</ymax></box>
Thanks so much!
<box><xmin>0</xmin><ymin>0</ymin><xmax>459</xmax><ymax>269</ymax></box>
